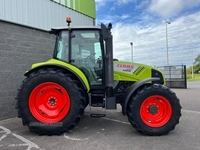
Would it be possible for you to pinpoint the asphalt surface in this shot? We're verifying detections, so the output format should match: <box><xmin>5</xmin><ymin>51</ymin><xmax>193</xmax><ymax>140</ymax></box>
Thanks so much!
<box><xmin>0</xmin><ymin>81</ymin><xmax>200</xmax><ymax>150</ymax></box>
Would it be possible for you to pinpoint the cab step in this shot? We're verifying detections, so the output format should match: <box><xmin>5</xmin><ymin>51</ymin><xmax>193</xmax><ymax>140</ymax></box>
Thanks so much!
<box><xmin>91</xmin><ymin>103</ymin><xmax>105</xmax><ymax>107</ymax></box>
<box><xmin>90</xmin><ymin>114</ymin><xmax>106</xmax><ymax>118</ymax></box>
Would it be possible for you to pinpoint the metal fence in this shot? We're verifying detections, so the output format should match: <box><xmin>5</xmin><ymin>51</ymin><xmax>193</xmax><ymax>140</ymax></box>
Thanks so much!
<box><xmin>157</xmin><ymin>65</ymin><xmax>187</xmax><ymax>88</ymax></box>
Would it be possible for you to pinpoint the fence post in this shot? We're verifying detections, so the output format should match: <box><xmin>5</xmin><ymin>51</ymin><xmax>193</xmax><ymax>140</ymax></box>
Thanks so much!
<box><xmin>184</xmin><ymin>65</ymin><xmax>187</xmax><ymax>89</ymax></box>
<box><xmin>169</xmin><ymin>66</ymin><xmax>172</xmax><ymax>88</ymax></box>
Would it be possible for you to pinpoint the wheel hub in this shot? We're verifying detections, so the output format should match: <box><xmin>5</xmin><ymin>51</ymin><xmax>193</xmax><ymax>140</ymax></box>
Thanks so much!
<box><xmin>148</xmin><ymin>105</ymin><xmax>158</xmax><ymax>114</ymax></box>
<box><xmin>48</xmin><ymin>97</ymin><xmax>57</xmax><ymax>105</ymax></box>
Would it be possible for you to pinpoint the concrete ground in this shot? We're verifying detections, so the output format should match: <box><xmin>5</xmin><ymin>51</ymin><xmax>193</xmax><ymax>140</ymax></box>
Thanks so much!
<box><xmin>0</xmin><ymin>81</ymin><xmax>200</xmax><ymax>150</ymax></box>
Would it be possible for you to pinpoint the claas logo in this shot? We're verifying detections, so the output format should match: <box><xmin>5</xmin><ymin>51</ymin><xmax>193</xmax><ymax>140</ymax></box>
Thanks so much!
<box><xmin>117</xmin><ymin>64</ymin><xmax>134</xmax><ymax>69</ymax></box>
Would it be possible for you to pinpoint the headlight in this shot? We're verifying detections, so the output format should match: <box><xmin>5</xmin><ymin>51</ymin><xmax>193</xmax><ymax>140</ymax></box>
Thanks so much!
<box><xmin>152</xmin><ymin>69</ymin><xmax>165</xmax><ymax>85</ymax></box>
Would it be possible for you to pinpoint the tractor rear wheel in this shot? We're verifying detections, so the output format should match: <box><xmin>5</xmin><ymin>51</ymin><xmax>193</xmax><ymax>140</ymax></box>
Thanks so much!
<box><xmin>127</xmin><ymin>84</ymin><xmax>181</xmax><ymax>136</ymax></box>
<box><xmin>16</xmin><ymin>68</ymin><xmax>87</xmax><ymax>135</ymax></box>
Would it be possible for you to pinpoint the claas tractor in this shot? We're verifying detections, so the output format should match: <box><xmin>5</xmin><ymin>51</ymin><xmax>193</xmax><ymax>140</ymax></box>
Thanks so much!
<box><xmin>16</xmin><ymin>18</ymin><xmax>181</xmax><ymax>136</ymax></box>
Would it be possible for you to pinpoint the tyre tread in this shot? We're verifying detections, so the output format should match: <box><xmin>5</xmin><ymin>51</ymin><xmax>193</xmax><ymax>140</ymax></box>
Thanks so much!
<box><xmin>16</xmin><ymin>68</ymin><xmax>87</xmax><ymax>135</ymax></box>
<box><xmin>127</xmin><ymin>84</ymin><xmax>181</xmax><ymax>136</ymax></box>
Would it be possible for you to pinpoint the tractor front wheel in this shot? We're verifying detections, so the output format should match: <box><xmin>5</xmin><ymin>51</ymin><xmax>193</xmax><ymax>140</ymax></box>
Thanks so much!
<box><xmin>16</xmin><ymin>68</ymin><xmax>87</xmax><ymax>135</ymax></box>
<box><xmin>127</xmin><ymin>84</ymin><xmax>181</xmax><ymax>136</ymax></box>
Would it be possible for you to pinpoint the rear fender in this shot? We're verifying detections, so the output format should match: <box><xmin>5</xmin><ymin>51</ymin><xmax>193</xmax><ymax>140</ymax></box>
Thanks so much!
<box><xmin>25</xmin><ymin>63</ymin><xmax>90</xmax><ymax>92</ymax></box>
<box><xmin>122</xmin><ymin>78</ymin><xmax>160</xmax><ymax>115</ymax></box>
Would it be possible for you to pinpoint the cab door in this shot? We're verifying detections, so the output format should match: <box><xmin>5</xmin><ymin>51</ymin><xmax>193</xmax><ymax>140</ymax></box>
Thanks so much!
<box><xmin>70</xmin><ymin>30</ymin><xmax>104</xmax><ymax>86</ymax></box>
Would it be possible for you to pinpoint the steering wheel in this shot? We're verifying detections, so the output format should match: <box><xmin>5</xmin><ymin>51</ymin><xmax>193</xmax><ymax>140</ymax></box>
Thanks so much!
<box><xmin>85</xmin><ymin>53</ymin><xmax>96</xmax><ymax>67</ymax></box>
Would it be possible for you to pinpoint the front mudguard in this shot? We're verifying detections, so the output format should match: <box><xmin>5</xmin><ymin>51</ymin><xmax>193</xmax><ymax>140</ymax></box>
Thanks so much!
<box><xmin>122</xmin><ymin>78</ymin><xmax>160</xmax><ymax>115</ymax></box>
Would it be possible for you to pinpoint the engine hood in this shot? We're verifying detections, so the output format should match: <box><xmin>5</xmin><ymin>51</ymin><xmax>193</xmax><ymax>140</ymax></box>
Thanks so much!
<box><xmin>113</xmin><ymin>61</ymin><xmax>165</xmax><ymax>84</ymax></box>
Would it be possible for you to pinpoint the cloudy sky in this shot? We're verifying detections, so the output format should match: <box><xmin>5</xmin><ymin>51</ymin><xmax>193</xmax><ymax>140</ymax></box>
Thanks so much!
<box><xmin>95</xmin><ymin>0</ymin><xmax>200</xmax><ymax>67</ymax></box>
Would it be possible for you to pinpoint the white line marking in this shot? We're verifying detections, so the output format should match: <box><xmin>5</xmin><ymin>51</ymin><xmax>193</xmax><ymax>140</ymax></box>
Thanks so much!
<box><xmin>0</xmin><ymin>126</ymin><xmax>11</xmax><ymax>134</ymax></box>
<box><xmin>0</xmin><ymin>126</ymin><xmax>10</xmax><ymax>141</ymax></box>
<box><xmin>8</xmin><ymin>144</ymin><xmax>29</xmax><ymax>147</ymax></box>
<box><xmin>0</xmin><ymin>134</ymin><xmax>8</xmax><ymax>142</ymax></box>
<box><xmin>13</xmin><ymin>133</ymin><xmax>40</xmax><ymax>150</ymax></box>
<box><xmin>64</xmin><ymin>135</ymin><xmax>89</xmax><ymax>141</ymax></box>
<box><xmin>102</xmin><ymin>117</ymin><xmax>130</xmax><ymax>125</ymax></box>
<box><xmin>84</xmin><ymin>113</ymin><xmax>130</xmax><ymax>125</ymax></box>
<box><xmin>182</xmin><ymin>109</ymin><xmax>200</xmax><ymax>114</ymax></box>
<box><xmin>0</xmin><ymin>125</ymin><xmax>42</xmax><ymax>150</ymax></box>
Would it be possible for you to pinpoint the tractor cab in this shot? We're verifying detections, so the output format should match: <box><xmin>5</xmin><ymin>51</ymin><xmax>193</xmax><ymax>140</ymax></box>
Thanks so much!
<box><xmin>52</xmin><ymin>27</ymin><xmax>104</xmax><ymax>86</ymax></box>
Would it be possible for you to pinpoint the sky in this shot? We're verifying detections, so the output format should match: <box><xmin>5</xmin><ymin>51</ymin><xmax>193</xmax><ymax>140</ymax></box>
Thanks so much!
<box><xmin>95</xmin><ymin>0</ymin><xmax>200</xmax><ymax>67</ymax></box>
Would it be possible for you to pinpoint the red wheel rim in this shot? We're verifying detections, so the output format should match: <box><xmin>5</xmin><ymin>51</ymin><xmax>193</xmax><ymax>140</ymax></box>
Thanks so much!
<box><xmin>29</xmin><ymin>82</ymin><xmax>70</xmax><ymax>123</ymax></box>
<box><xmin>140</xmin><ymin>95</ymin><xmax>172</xmax><ymax>127</ymax></box>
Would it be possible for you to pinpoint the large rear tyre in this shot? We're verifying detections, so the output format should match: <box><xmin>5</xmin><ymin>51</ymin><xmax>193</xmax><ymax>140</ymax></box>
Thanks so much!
<box><xmin>127</xmin><ymin>84</ymin><xmax>181</xmax><ymax>136</ymax></box>
<box><xmin>16</xmin><ymin>68</ymin><xmax>87</xmax><ymax>135</ymax></box>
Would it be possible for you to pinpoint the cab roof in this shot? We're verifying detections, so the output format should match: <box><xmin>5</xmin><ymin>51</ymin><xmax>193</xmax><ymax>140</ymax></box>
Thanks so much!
<box><xmin>50</xmin><ymin>26</ymin><xmax>101</xmax><ymax>34</ymax></box>
<box><xmin>51</xmin><ymin>26</ymin><xmax>101</xmax><ymax>31</ymax></box>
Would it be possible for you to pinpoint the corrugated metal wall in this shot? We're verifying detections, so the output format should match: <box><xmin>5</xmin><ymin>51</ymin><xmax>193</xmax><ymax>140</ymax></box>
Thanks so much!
<box><xmin>52</xmin><ymin>0</ymin><xmax>96</xmax><ymax>19</ymax></box>
<box><xmin>0</xmin><ymin>0</ymin><xmax>94</xmax><ymax>31</ymax></box>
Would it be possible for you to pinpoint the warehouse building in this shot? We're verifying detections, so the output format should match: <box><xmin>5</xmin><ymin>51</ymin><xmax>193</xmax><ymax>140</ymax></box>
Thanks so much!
<box><xmin>0</xmin><ymin>0</ymin><xmax>96</xmax><ymax>120</ymax></box>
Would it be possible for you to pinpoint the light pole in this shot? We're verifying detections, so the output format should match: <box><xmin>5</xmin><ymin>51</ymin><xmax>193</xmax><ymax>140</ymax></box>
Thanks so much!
<box><xmin>166</xmin><ymin>21</ymin><xmax>170</xmax><ymax>66</ymax></box>
<box><xmin>192</xmin><ymin>50</ymin><xmax>194</xmax><ymax>78</ymax></box>
<box><xmin>130</xmin><ymin>42</ymin><xmax>133</xmax><ymax>62</ymax></box>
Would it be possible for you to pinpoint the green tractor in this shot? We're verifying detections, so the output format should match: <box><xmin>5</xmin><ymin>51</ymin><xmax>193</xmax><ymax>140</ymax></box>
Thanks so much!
<box><xmin>16</xmin><ymin>19</ymin><xmax>181</xmax><ymax>136</ymax></box>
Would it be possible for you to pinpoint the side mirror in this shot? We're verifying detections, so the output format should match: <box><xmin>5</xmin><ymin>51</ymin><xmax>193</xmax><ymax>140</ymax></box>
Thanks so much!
<box><xmin>101</xmin><ymin>23</ymin><xmax>112</xmax><ymax>40</ymax></box>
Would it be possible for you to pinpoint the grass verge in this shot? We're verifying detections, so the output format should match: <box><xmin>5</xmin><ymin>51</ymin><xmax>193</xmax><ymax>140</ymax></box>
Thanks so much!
<box><xmin>187</xmin><ymin>74</ymin><xmax>200</xmax><ymax>82</ymax></box>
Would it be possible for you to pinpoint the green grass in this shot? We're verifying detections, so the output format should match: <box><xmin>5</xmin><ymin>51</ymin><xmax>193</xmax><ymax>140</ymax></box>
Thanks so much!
<box><xmin>187</xmin><ymin>74</ymin><xmax>200</xmax><ymax>82</ymax></box>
